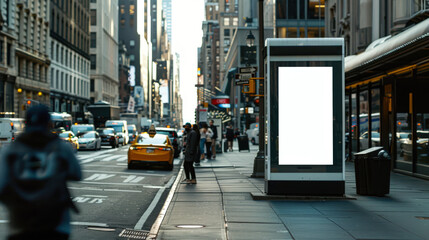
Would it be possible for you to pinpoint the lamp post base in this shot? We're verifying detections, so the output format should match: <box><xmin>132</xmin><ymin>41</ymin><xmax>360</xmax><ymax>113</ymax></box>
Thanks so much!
<box><xmin>251</xmin><ymin>150</ymin><xmax>265</xmax><ymax>178</ymax></box>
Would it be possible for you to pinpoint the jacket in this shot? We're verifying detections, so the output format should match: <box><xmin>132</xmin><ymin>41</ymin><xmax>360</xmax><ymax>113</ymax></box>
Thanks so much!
<box><xmin>0</xmin><ymin>130</ymin><xmax>82</xmax><ymax>235</ymax></box>
<box><xmin>209</xmin><ymin>125</ymin><xmax>218</xmax><ymax>140</ymax></box>
<box><xmin>184</xmin><ymin>130</ymin><xmax>200</xmax><ymax>162</ymax></box>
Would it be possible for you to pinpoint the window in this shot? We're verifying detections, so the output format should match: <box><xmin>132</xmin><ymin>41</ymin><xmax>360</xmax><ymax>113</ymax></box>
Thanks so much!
<box><xmin>223</xmin><ymin>18</ymin><xmax>230</xmax><ymax>26</ymax></box>
<box><xmin>56</xmin><ymin>70</ymin><xmax>59</xmax><ymax>89</ymax></box>
<box><xmin>120</xmin><ymin>18</ymin><xmax>125</xmax><ymax>25</ymax></box>
<box><xmin>61</xmin><ymin>72</ymin><xmax>64</xmax><ymax>90</ymax></box>
<box><xmin>130</xmin><ymin>40</ymin><xmax>135</xmax><ymax>47</ymax></box>
<box><xmin>90</xmin><ymin>78</ymin><xmax>94</xmax><ymax>91</ymax></box>
<box><xmin>90</xmin><ymin>10</ymin><xmax>96</xmax><ymax>25</ymax></box>
<box><xmin>130</xmin><ymin>54</ymin><xmax>135</xmax><ymax>62</ymax></box>
<box><xmin>91</xmin><ymin>0</ymin><xmax>96</xmax><ymax>2</ymax></box>
<box><xmin>224</xmin><ymin>29</ymin><xmax>230</xmax><ymax>36</ymax></box>
<box><xmin>130</xmin><ymin>16</ymin><xmax>134</xmax><ymax>26</ymax></box>
<box><xmin>120</xmin><ymin>5</ymin><xmax>125</xmax><ymax>14</ymax></box>
<box><xmin>130</xmin><ymin>4</ymin><xmax>135</xmax><ymax>15</ymax></box>
<box><xmin>233</xmin><ymin>17</ymin><xmax>238</xmax><ymax>26</ymax></box>
<box><xmin>90</xmin><ymin>54</ymin><xmax>96</xmax><ymax>69</ymax></box>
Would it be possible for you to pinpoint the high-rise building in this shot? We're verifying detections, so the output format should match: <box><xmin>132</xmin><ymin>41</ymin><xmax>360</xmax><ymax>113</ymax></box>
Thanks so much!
<box><xmin>162</xmin><ymin>0</ymin><xmax>172</xmax><ymax>42</ymax></box>
<box><xmin>14</xmin><ymin>0</ymin><xmax>50</xmax><ymax>118</ymax></box>
<box><xmin>49</xmin><ymin>0</ymin><xmax>90</xmax><ymax>116</ymax></box>
<box><xmin>0</xmin><ymin>0</ymin><xmax>17</xmax><ymax>117</ymax></box>
<box><xmin>119</xmin><ymin>0</ymin><xmax>143</xmax><ymax>113</ymax></box>
<box><xmin>90</xmin><ymin>0</ymin><xmax>119</xmax><ymax>106</ymax></box>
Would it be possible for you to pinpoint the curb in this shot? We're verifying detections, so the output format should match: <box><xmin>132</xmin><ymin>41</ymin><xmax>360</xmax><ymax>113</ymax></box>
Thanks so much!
<box><xmin>147</xmin><ymin>167</ymin><xmax>183</xmax><ymax>240</ymax></box>
<box><xmin>251</xmin><ymin>192</ymin><xmax>357</xmax><ymax>200</ymax></box>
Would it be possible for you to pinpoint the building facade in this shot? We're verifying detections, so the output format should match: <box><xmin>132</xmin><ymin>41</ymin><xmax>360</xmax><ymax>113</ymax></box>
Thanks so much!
<box><xmin>50</xmin><ymin>0</ymin><xmax>90</xmax><ymax>117</ymax></box>
<box><xmin>119</xmin><ymin>0</ymin><xmax>142</xmax><ymax>113</ymax></box>
<box><xmin>90</xmin><ymin>0</ymin><xmax>119</xmax><ymax>106</ymax></box>
<box><xmin>275</xmin><ymin>0</ymin><xmax>325</xmax><ymax>38</ymax></box>
<box><xmin>325</xmin><ymin>0</ymin><xmax>429</xmax><ymax>178</ymax></box>
<box><xmin>15</xmin><ymin>0</ymin><xmax>50</xmax><ymax>118</ymax></box>
<box><xmin>0</xmin><ymin>0</ymin><xmax>17</xmax><ymax>117</ymax></box>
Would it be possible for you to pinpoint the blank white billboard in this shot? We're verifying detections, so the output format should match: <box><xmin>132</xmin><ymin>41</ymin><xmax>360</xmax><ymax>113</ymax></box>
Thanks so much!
<box><xmin>278</xmin><ymin>67</ymin><xmax>333</xmax><ymax>165</ymax></box>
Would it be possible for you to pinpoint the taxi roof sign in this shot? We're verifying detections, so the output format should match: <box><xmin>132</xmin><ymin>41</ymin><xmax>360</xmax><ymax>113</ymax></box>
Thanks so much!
<box><xmin>148</xmin><ymin>125</ymin><xmax>157</xmax><ymax>137</ymax></box>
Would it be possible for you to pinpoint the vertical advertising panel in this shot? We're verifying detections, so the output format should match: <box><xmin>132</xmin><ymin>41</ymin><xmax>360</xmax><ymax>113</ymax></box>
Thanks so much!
<box><xmin>279</xmin><ymin>67</ymin><xmax>333</xmax><ymax>165</ymax></box>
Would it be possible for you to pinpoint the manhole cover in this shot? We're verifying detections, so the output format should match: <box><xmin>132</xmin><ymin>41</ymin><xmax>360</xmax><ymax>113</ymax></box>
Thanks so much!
<box><xmin>119</xmin><ymin>229</ymin><xmax>150</xmax><ymax>239</ymax></box>
<box><xmin>416</xmin><ymin>216</ymin><xmax>429</xmax><ymax>220</ymax></box>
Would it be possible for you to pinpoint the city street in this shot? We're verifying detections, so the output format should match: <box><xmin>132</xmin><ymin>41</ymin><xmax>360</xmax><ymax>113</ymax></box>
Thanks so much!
<box><xmin>0</xmin><ymin>145</ymin><xmax>182</xmax><ymax>240</ymax></box>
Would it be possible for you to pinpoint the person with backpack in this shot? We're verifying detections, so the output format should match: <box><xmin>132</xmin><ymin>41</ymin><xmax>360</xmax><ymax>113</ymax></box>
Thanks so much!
<box><xmin>0</xmin><ymin>105</ymin><xmax>82</xmax><ymax>240</ymax></box>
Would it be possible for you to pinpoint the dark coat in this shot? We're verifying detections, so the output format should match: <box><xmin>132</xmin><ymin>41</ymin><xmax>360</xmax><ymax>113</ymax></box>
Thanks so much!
<box><xmin>209</xmin><ymin>125</ymin><xmax>218</xmax><ymax>140</ymax></box>
<box><xmin>185</xmin><ymin>130</ymin><xmax>200</xmax><ymax>162</ymax></box>
<box><xmin>226</xmin><ymin>128</ymin><xmax>234</xmax><ymax>141</ymax></box>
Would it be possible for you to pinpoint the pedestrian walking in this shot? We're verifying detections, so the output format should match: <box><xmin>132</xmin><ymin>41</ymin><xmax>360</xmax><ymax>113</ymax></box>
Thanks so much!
<box><xmin>226</xmin><ymin>124</ymin><xmax>235</xmax><ymax>152</ymax></box>
<box><xmin>0</xmin><ymin>105</ymin><xmax>82</xmax><ymax>240</ymax></box>
<box><xmin>183</xmin><ymin>124</ymin><xmax>200</xmax><ymax>184</ymax></box>
<box><xmin>205</xmin><ymin>123</ymin><xmax>214</xmax><ymax>160</ymax></box>
<box><xmin>209</xmin><ymin>120</ymin><xmax>218</xmax><ymax>159</ymax></box>
<box><xmin>199</xmin><ymin>123</ymin><xmax>207</xmax><ymax>161</ymax></box>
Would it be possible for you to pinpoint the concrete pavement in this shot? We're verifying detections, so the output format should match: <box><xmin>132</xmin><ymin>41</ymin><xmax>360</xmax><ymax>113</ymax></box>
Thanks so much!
<box><xmin>152</xmin><ymin>142</ymin><xmax>429</xmax><ymax>240</ymax></box>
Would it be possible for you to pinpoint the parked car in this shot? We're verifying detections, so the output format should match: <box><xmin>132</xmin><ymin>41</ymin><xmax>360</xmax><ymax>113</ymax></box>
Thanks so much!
<box><xmin>128</xmin><ymin>124</ymin><xmax>138</xmax><ymax>142</ymax></box>
<box><xmin>96</xmin><ymin>127</ymin><xmax>119</xmax><ymax>148</ymax></box>
<box><xmin>400</xmin><ymin>131</ymin><xmax>429</xmax><ymax>161</ymax></box>
<box><xmin>71</xmin><ymin>124</ymin><xmax>95</xmax><ymax>135</ymax></box>
<box><xmin>156</xmin><ymin>127</ymin><xmax>181</xmax><ymax>158</ymax></box>
<box><xmin>77</xmin><ymin>131</ymin><xmax>101</xmax><ymax>151</ymax></box>
<box><xmin>128</xmin><ymin>131</ymin><xmax>174</xmax><ymax>170</ymax></box>
<box><xmin>0</xmin><ymin>118</ymin><xmax>25</xmax><ymax>148</ymax></box>
<box><xmin>58</xmin><ymin>131</ymin><xmax>79</xmax><ymax>152</ymax></box>
<box><xmin>359</xmin><ymin>131</ymin><xmax>381</xmax><ymax>149</ymax></box>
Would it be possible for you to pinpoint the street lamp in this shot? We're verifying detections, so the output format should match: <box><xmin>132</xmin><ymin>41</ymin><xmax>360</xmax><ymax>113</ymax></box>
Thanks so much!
<box><xmin>246</xmin><ymin>31</ymin><xmax>255</xmax><ymax>47</ymax></box>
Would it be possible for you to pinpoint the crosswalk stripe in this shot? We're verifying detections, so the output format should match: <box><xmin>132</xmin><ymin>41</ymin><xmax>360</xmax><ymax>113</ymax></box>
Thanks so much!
<box><xmin>117</xmin><ymin>156</ymin><xmax>127</xmax><ymax>162</ymax></box>
<box><xmin>100</xmin><ymin>155</ymin><xmax>120</xmax><ymax>162</ymax></box>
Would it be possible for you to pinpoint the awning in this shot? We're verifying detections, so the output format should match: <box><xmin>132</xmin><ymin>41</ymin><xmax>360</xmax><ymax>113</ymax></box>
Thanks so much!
<box><xmin>345</xmin><ymin>18</ymin><xmax>429</xmax><ymax>83</ymax></box>
<box><xmin>221</xmin><ymin>68</ymin><xmax>238</xmax><ymax>95</ymax></box>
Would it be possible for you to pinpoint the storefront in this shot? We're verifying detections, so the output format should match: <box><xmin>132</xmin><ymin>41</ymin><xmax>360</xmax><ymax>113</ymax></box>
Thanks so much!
<box><xmin>345</xmin><ymin>19</ymin><xmax>429</xmax><ymax>178</ymax></box>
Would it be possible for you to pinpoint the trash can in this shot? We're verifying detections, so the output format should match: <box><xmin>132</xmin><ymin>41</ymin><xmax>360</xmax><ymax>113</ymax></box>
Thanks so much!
<box><xmin>215</xmin><ymin>140</ymin><xmax>222</xmax><ymax>154</ymax></box>
<box><xmin>238</xmin><ymin>135</ymin><xmax>250</xmax><ymax>152</ymax></box>
<box><xmin>354</xmin><ymin>147</ymin><xmax>391</xmax><ymax>196</ymax></box>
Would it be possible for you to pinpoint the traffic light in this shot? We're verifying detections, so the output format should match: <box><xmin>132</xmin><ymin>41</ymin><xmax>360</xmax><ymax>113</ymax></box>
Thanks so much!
<box><xmin>253</xmin><ymin>97</ymin><xmax>260</xmax><ymax>106</ymax></box>
<box><xmin>23</xmin><ymin>99</ymin><xmax>40</xmax><ymax>110</ymax></box>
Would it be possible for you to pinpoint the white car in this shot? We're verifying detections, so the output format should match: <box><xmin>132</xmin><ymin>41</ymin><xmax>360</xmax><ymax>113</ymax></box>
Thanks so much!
<box><xmin>248</xmin><ymin>128</ymin><xmax>259</xmax><ymax>145</ymax></box>
<box><xmin>77</xmin><ymin>131</ymin><xmax>102</xmax><ymax>151</ymax></box>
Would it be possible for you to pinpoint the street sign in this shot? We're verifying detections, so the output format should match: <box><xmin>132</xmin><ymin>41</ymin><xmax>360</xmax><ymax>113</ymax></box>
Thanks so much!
<box><xmin>239</xmin><ymin>67</ymin><xmax>257</xmax><ymax>74</ymax></box>
<box><xmin>235</xmin><ymin>73</ymin><xmax>254</xmax><ymax>85</ymax></box>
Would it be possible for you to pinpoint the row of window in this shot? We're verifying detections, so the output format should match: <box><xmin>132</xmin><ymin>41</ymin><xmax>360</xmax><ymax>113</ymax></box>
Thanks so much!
<box><xmin>16</xmin><ymin>9</ymin><xmax>48</xmax><ymax>55</ymax></box>
<box><xmin>51</xmin><ymin>8</ymin><xmax>90</xmax><ymax>53</ymax></box>
<box><xmin>0</xmin><ymin>40</ymin><xmax>13</xmax><ymax>66</ymax></box>
<box><xmin>50</xmin><ymin>67</ymin><xmax>90</xmax><ymax>98</ymax></box>
<box><xmin>52</xmin><ymin>0</ymin><xmax>90</xmax><ymax>32</ymax></box>
<box><xmin>17</xmin><ymin>57</ymin><xmax>48</xmax><ymax>83</ymax></box>
<box><xmin>277</xmin><ymin>0</ymin><xmax>325</xmax><ymax>20</ymax></box>
<box><xmin>51</xmin><ymin>41</ymin><xmax>90</xmax><ymax>76</ymax></box>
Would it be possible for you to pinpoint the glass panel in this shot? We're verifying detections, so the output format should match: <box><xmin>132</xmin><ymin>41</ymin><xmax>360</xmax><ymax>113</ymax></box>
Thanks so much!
<box><xmin>359</xmin><ymin>90</ymin><xmax>369</xmax><ymax>150</ymax></box>
<box><xmin>287</xmin><ymin>0</ymin><xmax>297</xmax><ymax>19</ymax></box>
<box><xmin>371</xmin><ymin>88</ymin><xmax>380</xmax><ymax>147</ymax></box>
<box><xmin>396</xmin><ymin>79</ymin><xmax>412</xmax><ymax>170</ymax></box>
<box><xmin>277</xmin><ymin>27</ymin><xmax>286</xmax><ymax>38</ymax></box>
<box><xmin>276</xmin><ymin>0</ymin><xmax>286</xmax><ymax>19</ymax></box>
<box><xmin>287</xmin><ymin>27</ymin><xmax>297</xmax><ymax>37</ymax></box>
<box><xmin>308</xmin><ymin>0</ymin><xmax>325</xmax><ymax>19</ymax></box>
<box><xmin>351</xmin><ymin>93</ymin><xmax>358</xmax><ymax>155</ymax></box>
<box><xmin>416</xmin><ymin>79</ymin><xmax>429</xmax><ymax>171</ymax></box>
<box><xmin>345</xmin><ymin>92</ymin><xmax>350</xmax><ymax>159</ymax></box>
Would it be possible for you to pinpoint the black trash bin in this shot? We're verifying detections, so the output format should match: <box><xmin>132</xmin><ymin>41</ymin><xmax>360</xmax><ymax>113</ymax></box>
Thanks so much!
<box><xmin>238</xmin><ymin>135</ymin><xmax>250</xmax><ymax>152</ymax></box>
<box><xmin>354</xmin><ymin>147</ymin><xmax>391</xmax><ymax>196</ymax></box>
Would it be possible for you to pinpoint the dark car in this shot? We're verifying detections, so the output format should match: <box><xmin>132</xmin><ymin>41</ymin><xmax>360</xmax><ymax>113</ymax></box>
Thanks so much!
<box><xmin>96</xmin><ymin>127</ymin><xmax>119</xmax><ymax>148</ymax></box>
<box><xmin>156</xmin><ymin>127</ymin><xmax>181</xmax><ymax>158</ymax></box>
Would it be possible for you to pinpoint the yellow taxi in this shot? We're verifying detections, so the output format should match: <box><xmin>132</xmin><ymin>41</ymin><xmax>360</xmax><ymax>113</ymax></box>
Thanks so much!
<box><xmin>58</xmin><ymin>131</ymin><xmax>79</xmax><ymax>152</ymax></box>
<box><xmin>128</xmin><ymin>126</ymin><xmax>174</xmax><ymax>170</ymax></box>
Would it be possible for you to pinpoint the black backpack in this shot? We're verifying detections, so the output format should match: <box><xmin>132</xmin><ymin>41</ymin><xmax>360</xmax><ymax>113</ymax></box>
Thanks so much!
<box><xmin>0</xmin><ymin>139</ymin><xmax>78</xmax><ymax>230</ymax></box>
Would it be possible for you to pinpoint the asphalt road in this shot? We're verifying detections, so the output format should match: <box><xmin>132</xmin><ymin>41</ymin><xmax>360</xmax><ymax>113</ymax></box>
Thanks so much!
<box><xmin>0</xmin><ymin>144</ymin><xmax>182</xmax><ymax>240</ymax></box>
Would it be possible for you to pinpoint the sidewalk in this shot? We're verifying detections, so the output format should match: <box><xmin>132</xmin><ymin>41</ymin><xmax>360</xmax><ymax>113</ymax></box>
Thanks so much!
<box><xmin>153</xmin><ymin>143</ymin><xmax>429</xmax><ymax>240</ymax></box>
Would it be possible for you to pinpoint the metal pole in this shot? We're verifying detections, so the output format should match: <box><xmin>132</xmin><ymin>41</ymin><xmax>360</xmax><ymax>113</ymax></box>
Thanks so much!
<box><xmin>251</xmin><ymin>0</ymin><xmax>265</xmax><ymax>178</ymax></box>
